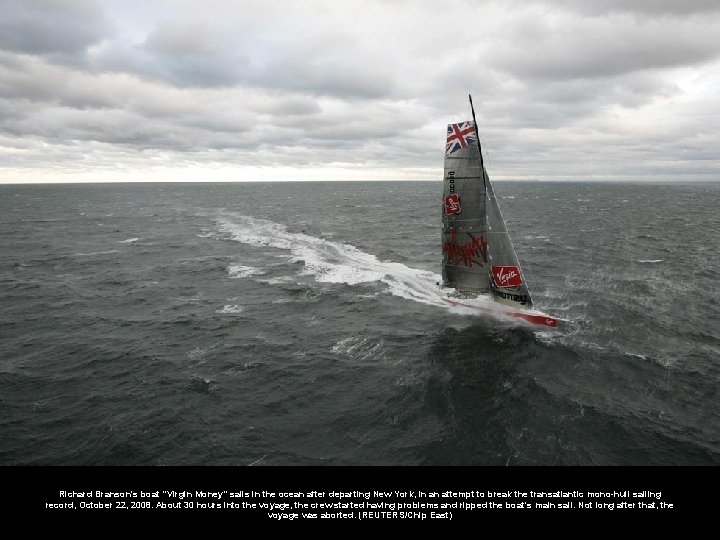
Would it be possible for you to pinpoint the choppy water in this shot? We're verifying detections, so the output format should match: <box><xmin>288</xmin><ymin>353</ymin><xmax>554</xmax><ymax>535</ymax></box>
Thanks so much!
<box><xmin>1</xmin><ymin>181</ymin><xmax>718</xmax><ymax>465</ymax></box>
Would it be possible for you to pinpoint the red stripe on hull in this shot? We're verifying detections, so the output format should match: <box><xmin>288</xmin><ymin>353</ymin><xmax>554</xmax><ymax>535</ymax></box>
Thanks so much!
<box><xmin>507</xmin><ymin>312</ymin><xmax>558</xmax><ymax>328</ymax></box>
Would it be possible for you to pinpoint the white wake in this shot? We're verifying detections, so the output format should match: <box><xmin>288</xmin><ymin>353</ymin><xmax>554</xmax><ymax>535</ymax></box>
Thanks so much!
<box><xmin>216</xmin><ymin>214</ymin><xmax>527</xmax><ymax>323</ymax></box>
<box><xmin>217</xmin><ymin>214</ymin><xmax>447</xmax><ymax>306</ymax></box>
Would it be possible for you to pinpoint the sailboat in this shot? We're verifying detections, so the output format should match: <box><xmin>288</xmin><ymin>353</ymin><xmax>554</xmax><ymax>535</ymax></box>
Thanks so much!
<box><xmin>439</xmin><ymin>95</ymin><xmax>558</xmax><ymax>328</ymax></box>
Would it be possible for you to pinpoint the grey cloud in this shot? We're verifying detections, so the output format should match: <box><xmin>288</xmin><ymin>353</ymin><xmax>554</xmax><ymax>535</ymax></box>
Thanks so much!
<box><xmin>94</xmin><ymin>40</ymin><xmax>247</xmax><ymax>89</ymax></box>
<box><xmin>482</xmin><ymin>72</ymin><xmax>681</xmax><ymax>131</ymax></box>
<box><xmin>492</xmin><ymin>15</ymin><xmax>720</xmax><ymax>81</ymax></box>
<box><xmin>255</xmin><ymin>97</ymin><xmax>322</xmax><ymax>117</ymax></box>
<box><xmin>133</xmin><ymin>22</ymin><xmax>250</xmax><ymax>88</ymax></box>
<box><xmin>0</xmin><ymin>0</ymin><xmax>396</xmax><ymax>98</ymax></box>
<box><xmin>0</xmin><ymin>1</ymin><xmax>718</xmax><ymax>182</ymax></box>
<box><xmin>1</xmin><ymin>101</ymin><xmax>253</xmax><ymax>153</ymax></box>
<box><xmin>564</xmin><ymin>0</ymin><xmax>720</xmax><ymax>16</ymax></box>
<box><xmin>1</xmin><ymin>104</ymin><xmax>257</xmax><ymax>154</ymax></box>
<box><xmin>91</xmin><ymin>16</ymin><xmax>395</xmax><ymax>97</ymax></box>
<box><xmin>0</xmin><ymin>0</ymin><xmax>110</xmax><ymax>57</ymax></box>
<box><xmin>0</xmin><ymin>52</ymin><xmax>114</xmax><ymax>108</ymax></box>
<box><xmin>274</xmin><ymin>56</ymin><xmax>395</xmax><ymax>99</ymax></box>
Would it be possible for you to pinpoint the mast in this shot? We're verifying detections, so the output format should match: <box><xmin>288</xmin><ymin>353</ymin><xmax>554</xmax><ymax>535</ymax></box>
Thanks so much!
<box><xmin>468</xmin><ymin>94</ymin><xmax>486</xmax><ymax>189</ymax></box>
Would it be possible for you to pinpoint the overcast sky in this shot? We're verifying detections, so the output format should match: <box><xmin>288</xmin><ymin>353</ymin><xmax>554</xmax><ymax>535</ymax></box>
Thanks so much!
<box><xmin>1</xmin><ymin>0</ymin><xmax>718</xmax><ymax>183</ymax></box>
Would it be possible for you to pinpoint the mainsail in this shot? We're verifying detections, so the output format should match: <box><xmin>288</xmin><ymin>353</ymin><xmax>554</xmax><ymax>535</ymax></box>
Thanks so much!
<box><xmin>441</xmin><ymin>121</ymin><xmax>489</xmax><ymax>293</ymax></box>
<box><xmin>441</xmin><ymin>96</ymin><xmax>534</xmax><ymax>309</ymax></box>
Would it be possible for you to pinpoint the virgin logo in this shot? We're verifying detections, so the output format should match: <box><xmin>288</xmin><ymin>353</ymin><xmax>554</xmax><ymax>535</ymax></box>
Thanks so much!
<box><xmin>492</xmin><ymin>266</ymin><xmax>522</xmax><ymax>287</ymax></box>
<box><xmin>444</xmin><ymin>194</ymin><xmax>461</xmax><ymax>215</ymax></box>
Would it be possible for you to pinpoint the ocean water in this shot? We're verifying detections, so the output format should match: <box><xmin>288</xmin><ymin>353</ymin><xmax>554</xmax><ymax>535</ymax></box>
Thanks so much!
<box><xmin>1</xmin><ymin>181</ymin><xmax>718</xmax><ymax>466</ymax></box>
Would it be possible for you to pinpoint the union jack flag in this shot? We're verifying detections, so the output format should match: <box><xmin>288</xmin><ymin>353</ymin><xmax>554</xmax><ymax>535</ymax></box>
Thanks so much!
<box><xmin>446</xmin><ymin>121</ymin><xmax>477</xmax><ymax>156</ymax></box>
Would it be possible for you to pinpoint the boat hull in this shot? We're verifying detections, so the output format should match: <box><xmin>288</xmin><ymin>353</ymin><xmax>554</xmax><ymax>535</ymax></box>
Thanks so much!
<box><xmin>440</xmin><ymin>294</ymin><xmax>559</xmax><ymax>328</ymax></box>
